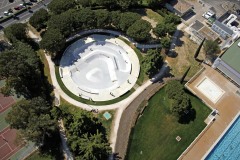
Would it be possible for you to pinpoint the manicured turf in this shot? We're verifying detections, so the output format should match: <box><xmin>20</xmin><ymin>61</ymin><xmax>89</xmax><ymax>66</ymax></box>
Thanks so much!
<box><xmin>126</xmin><ymin>87</ymin><xmax>211</xmax><ymax>160</ymax></box>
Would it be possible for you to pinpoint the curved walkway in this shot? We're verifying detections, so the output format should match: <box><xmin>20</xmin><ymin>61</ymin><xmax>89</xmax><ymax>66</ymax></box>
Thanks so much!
<box><xmin>66</xmin><ymin>29</ymin><xmax>161</xmax><ymax>49</ymax></box>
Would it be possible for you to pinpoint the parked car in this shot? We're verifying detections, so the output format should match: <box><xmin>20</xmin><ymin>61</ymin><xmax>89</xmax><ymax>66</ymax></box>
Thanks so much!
<box><xmin>23</xmin><ymin>2</ymin><xmax>33</xmax><ymax>6</ymax></box>
<box><xmin>3</xmin><ymin>11</ymin><xmax>12</xmax><ymax>16</ymax></box>
<box><xmin>30</xmin><ymin>0</ymin><xmax>38</xmax><ymax>2</ymax></box>
<box><xmin>202</xmin><ymin>11</ymin><xmax>215</xmax><ymax>19</ymax></box>
<box><xmin>0</xmin><ymin>16</ymin><xmax>3</xmax><ymax>19</ymax></box>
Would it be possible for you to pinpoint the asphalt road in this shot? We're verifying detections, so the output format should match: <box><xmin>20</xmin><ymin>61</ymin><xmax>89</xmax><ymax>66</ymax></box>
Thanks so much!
<box><xmin>0</xmin><ymin>0</ymin><xmax>22</xmax><ymax>15</ymax></box>
<box><xmin>0</xmin><ymin>0</ymin><xmax>51</xmax><ymax>30</ymax></box>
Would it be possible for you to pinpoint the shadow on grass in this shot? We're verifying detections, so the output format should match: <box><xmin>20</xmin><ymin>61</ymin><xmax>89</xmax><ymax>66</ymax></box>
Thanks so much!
<box><xmin>178</xmin><ymin>108</ymin><xmax>196</xmax><ymax>124</ymax></box>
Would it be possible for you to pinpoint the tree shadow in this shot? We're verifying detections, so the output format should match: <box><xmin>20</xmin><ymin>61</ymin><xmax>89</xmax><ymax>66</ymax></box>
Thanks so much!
<box><xmin>174</xmin><ymin>30</ymin><xmax>184</xmax><ymax>47</ymax></box>
<box><xmin>112</xmin><ymin>153</ymin><xmax>122</xmax><ymax>160</ymax></box>
<box><xmin>167</xmin><ymin>50</ymin><xmax>178</xmax><ymax>58</ymax></box>
<box><xmin>181</xmin><ymin>11</ymin><xmax>196</xmax><ymax>21</ymax></box>
<box><xmin>178</xmin><ymin>108</ymin><xmax>196</xmax><ymax>124</ymax></box>
<box><xmin>39</xmin><ymin>130</ymin><xmax>64</xmax><ymax>160</ymax></box>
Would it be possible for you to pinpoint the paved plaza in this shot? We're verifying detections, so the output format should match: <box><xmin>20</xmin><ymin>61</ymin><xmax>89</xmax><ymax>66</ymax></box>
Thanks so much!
<box><xmin>60</xmin><ymin>34</ymin><xmax>140</xmax><ymax>101</ymax></box>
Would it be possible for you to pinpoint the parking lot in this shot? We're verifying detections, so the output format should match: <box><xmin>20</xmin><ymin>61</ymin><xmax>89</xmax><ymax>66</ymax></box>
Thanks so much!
<box><xmin>0</xmin><ymin>0</ymin><xmax>22</xmax><ymax>16</ymax></box>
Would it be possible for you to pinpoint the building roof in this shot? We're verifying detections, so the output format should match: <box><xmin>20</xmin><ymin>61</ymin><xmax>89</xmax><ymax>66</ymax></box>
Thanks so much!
<box><xmin>199</xmin><ymin>26</ymin><xmax>219</xmax><ymax>41</ymax></box>
<box><xmin>172</xmin><ymin>0</ymin><xmax>193</xmax><ymax>15</ymax></box>
<box><xmin>213</xmin><ymin>20</ymin><xmax>233</xmax><ymax>35</ymax></box>
<box><xmin>191</xmin><ymin>20</ymin><xmax>204</xmax><ymax>31</ymax></box>
<box><xmin>221</xmin><ymin>38</ymin><xmax>240</xmax><ymax>73</ymax></box>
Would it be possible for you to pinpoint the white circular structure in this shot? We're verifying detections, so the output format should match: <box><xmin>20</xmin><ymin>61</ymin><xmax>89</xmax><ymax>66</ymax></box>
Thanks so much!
<box><xmin>59</xmin><ymin>34</ymin><xmax>140</xmax><ymax>101</ymax></box>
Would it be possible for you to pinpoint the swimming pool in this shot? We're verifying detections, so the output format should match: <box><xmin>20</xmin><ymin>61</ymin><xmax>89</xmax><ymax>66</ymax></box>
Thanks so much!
<box><xmin>206</xmin><ymin>115</ymin><xmax>240</xmax><ymax>160</ymax></box>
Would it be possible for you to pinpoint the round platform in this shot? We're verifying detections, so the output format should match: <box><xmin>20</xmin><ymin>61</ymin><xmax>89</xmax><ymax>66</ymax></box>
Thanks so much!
<box><xmin>59</xmin><ymin>34</ymin><xmax>140</xmax><ymax>101</ymax></box>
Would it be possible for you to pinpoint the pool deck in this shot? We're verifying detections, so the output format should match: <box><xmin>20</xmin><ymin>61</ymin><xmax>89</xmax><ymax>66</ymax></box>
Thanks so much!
<box><xmin>180</xmin><ymin>64</ymin><xmax>240</xmax><ymax>160</ymax></box>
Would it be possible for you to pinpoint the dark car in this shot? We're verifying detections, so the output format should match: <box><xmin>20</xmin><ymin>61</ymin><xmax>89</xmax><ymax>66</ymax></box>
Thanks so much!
<box><xmin>24</xmin><ymin>2</ymin><xmax>33</xmax><ymax>6</ymax></box>
<box><xmin>30</xmin><ymin>0</ymin><xmax>38</xmax><ymax>2</ymax></box>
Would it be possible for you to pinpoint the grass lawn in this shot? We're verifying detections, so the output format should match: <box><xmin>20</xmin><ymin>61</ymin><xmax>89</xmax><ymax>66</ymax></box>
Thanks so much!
<box><xmin>166</xmin><ymin>33</ymin><xmax>205</xmax><ymax>79</ymax></box>
<box><xmin>126</xmin><ymin>87</ymin><xmax>211</xmax><ymax>160</ymax></box>
<box><xmin>145</xmin><ymin>9</ymin><xmax>164</xmax><ymax>23</ymax></box>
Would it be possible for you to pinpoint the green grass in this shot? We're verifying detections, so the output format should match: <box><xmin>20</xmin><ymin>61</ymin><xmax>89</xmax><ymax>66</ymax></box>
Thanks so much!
<box><xmin>126</xmin><ymin>87</ymin><xmax>211</xmax><ymax>160</ymax></box>
<box><xmin>55</xmin><ymin>66</ymin><xmax>135</xmax><ymax>105</ymax></box>
<box><xmin>145</xmin><ymin>9</ymin><xmax>164</xmax><ymax>23</ymax></box>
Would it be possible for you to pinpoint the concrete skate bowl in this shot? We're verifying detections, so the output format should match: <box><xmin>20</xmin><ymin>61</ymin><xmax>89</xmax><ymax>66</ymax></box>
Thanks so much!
<box><xmin>58</xmin><ymin>34</ymin><xmax>140</xmax><ymax>103</ymax></box>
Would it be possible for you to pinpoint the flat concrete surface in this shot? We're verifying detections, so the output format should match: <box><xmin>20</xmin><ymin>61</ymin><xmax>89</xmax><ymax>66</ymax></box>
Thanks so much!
<box><xmin>182</xmin><ymin>64</ymin><xmax>240</xmax><ymax>159</ymax></box>
<box><xmin>60</xmin><ymin>34</ymin><xmax>140</xmax><ymax>101</ymax></box>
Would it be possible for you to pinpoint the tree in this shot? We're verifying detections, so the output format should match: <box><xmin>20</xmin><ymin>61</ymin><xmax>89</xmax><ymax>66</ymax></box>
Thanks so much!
<box><xmin>6</xmin><ymin>97</ymin><xmax>57</xmax><ymax>145</ymax></box>
<box><xmin>0</xmin><ymin>42</ymin><xmax>43</xmax><ymax>98</ymax></box>
<box><xmin>4</xmin><ymin>23</ymin><xmax>27</xmax><ymax>43</ymax></box>
<box><xmin>95</xmin><ymin>0</ymin><xmax>117</xmax><ymax>9</ymax></box>
<box><xmin>127</xmin><ymin>19</ymin><xmax>151</xmax><ymax>42</ymax></box>
<box><xmin>164</xmin><ymin>13</ymin><xmax>181</xmax><ymax>24</ymax></box>
<box><xmin>72</xmin><ymin>8</ymin><xmax>96</xmax><ymax>30</ymax></box>
<box><xmin>154</xmin><ymin>22</ymin><xmax>176</xmax><ymax>38</ymax></box>
<box><xmin>94</xmin><ymin>10</ymin><xmax>110</xmax><ymax>28</ymax></box>
<box><xmin>165</xmin><ymin>80</ymin><xmax>191</xmax><ymax>117</ymax></box>
<box><xmin>119</xmin><ymin>12</ymin><xmax>141</xmax><ymax>31</ymax></box>
<box><xmin>160</xmin><ymin>36</ymin><xmax>171</xmax><ymax>49</ymax></box>
<box><xmin>78</xmin><ymin>132</ymin><xmax>111</xmax><ymax>160</ymax></box>
<box><xmin>204</xmin><ymin>40</ymin><xmax>220</xmax><ymax>62</ymax></box>
<box><xmin>110</xmin><ymin>11</ymin><xmax>121</xmax><ymax>29</ymax></box>
<box><xmin>116</xmin><ymin>0</ymin><xmax>138</xmax><ymax>10</ymax></box>
<box><xmin>153</xmin><ymin>22</ymin><xmax>166</xmax><ymax>37</ymax></box>
<box><xmin>142</xmin><ymin>49</ymin><xmax>163</xmax><ymax>77</ymax></box>
<box><xmin>29</xmin><ymin>9</ymin><xmax>49</xmax><ymax>30</ymax></box>
<box><xmin>40</xmin><ymin>28</ymin><xmax>65</xmax><ymax>56</ymax></box>
<box><xmin>59</xmin><ymin>105</ymin><xmax>111</xmax><ymax>159</ymax></box>
<box><xmin>48</xmin><ymin>0</ymin><xmax>75</xmax><ymax>14</ymax></box>
<box><xmin>47</xmin><ymin>10</ymin><xmax>75</xmax><ymax>37</ymax></box>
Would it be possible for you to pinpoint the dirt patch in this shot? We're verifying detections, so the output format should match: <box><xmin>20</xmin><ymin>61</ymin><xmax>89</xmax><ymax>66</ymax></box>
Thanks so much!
<box><xmin>166</xmin><ymin>33</ymin><xmax>205</xmax><ymax>78</ymax></box>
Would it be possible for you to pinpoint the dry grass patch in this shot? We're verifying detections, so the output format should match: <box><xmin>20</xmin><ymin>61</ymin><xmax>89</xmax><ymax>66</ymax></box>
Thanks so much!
<box><xmin>166</xmin><ymin>33</ymin><xmax>205</xmax><ymax>78</ymax></box>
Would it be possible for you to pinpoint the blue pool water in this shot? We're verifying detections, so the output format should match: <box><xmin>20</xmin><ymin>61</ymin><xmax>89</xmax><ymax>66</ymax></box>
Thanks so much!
<box><xmin>206</xmin><ymin>116</ymin><xmax>240</xmax><ymax>160</ymax></box>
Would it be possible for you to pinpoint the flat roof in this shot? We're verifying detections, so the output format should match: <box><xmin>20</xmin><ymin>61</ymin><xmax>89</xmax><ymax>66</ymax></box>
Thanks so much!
<box><xmin>191</xmin><ymin>20</ymin><xmax>204</xmax><ymax>31</ymax></box>
<box><xmin>172</xmin><ymin>0</ymin><xmax>192</xmax><ymax>14</ymax></box>
<box><xmin>221</xmin><ymin>38</ymin><xmax>240</xmax><ymax>73</ymax></box>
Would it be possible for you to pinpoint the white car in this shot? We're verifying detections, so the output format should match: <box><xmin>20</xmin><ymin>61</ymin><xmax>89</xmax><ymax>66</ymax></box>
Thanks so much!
<box><xmin>202</xmin><ymin>11</ymin><xmax>215</xmax><ymax>19</ymax></box>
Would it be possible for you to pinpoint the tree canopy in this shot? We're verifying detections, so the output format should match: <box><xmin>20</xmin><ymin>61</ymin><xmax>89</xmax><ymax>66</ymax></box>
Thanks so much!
<box><xmin>160</xmin><ymin>36</ymin><xmax>171</xmax><ymax>49</ymax></box>
<box><xmin>40</xmin><ymin>28</ymin><xmax>65</xmax><ymax>56</ymax></box>
<box><xmin>119</xmin><ymin>12</ymin><xmax>141</xmax><ymax>31</ymax></box>
<box><xmin>29</xmin><ymin>8</ymin><xmax>49</xmax><ymax>30</ymax></box>
<box><xmin>165</xmin><ymin>80</ymin><xmax>191</xmax><ymax>118</ymax></box>
<box><xmin>204</xmin><ymin>40</ymin><xmax>220</xmax><ymax>62</ymax></box>
<box><xmin>48</xmin><ymin>0</ymin><xmax>76</xmax><ymax>15</ymax></box>
<box><xmin>57</xmin><ymin>105</ymin><xmax>111</xmax><ymax>159</ymax></box>
<box><xmin>142</xmin><ymin>49</ymin><xmax>163</xmax><ymax>77</ymax></box>
<box><xmin>4</xmin><ymin>23</ymin><xmax>27</xmax><ymax>43</ymax></box>
<box><xmin>127</xmin><ymin>19</ymin><xmax>151</xmax><ymax>42</ymax></box>
<box><xmin>0</xmin><ymin>42</ymin><xmax>44</xmax><ymax>98</ymax></box>
<box><xmin>6</xmin><ymin>97</ymin><xmax>57</xmax><ymax>145</ymax></box>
